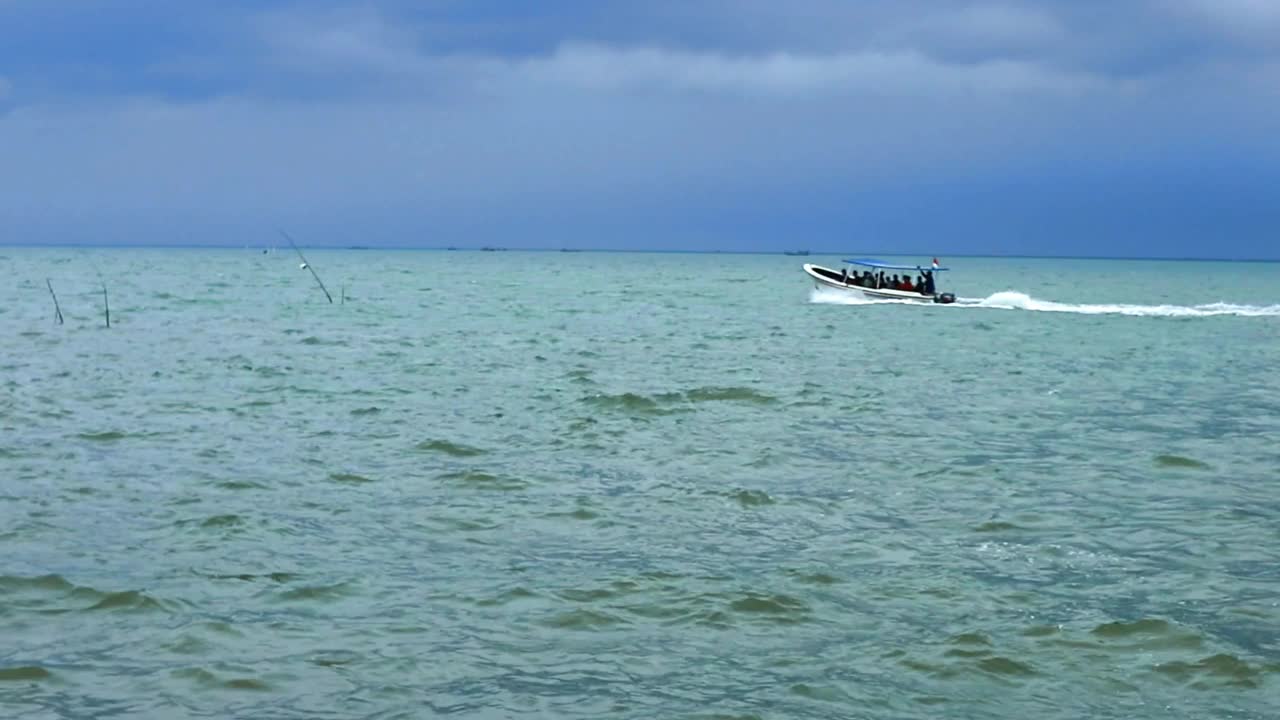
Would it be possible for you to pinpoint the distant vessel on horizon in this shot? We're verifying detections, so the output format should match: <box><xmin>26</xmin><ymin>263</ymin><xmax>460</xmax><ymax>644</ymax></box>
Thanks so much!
<box><xmin>784</xmin><ymin>250</ymin><xmax>810</xmax><ymax>256</ymax></box>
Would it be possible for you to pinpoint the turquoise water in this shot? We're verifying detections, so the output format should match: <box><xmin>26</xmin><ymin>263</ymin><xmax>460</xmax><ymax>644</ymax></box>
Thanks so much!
<box><xmin>2</xmin><ymin>248</ymin><xmax>1279</xmax><ymax>719</ymax></box>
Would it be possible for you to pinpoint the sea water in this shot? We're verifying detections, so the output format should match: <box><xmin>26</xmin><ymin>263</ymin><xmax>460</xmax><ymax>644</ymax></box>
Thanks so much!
<box><xmin>1</xmin><ymin>248</ymin><xmax>1278</xmax><ymax>719</ymax></box>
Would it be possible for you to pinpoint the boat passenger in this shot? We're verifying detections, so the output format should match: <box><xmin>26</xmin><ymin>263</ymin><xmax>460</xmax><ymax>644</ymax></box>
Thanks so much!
<box><xmin>841</xmin><ymin>267</ymin><xmax>849</xmax><ymax>284</ymax></box>
<box><xmin>922</xmin><ymin>271</ymin><xmax>936</xmax><ymax>294</ymax></box>
<box><xmin>902</xmin><ymin>277</ymin><xmax>915</xmax><ymax>291</ymax></box>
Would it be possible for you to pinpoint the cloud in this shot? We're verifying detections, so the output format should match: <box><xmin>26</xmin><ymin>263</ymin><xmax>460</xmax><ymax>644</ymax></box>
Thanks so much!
<box><xmin>251</xmin><ymin>11</ymin><xmax>1120</xmax><ymax>101</ymax></box>
<box><xmin>256</xmin><ymin>8</ymin><xmax>427</xmax><ymax>76</ymax></box>
<box><xmin>506</xmin><ymin>44</ymin><xmax>1116</xmax><ymax>98</ymax></box>
<box><xmin>1177</xmin><ymin>0</ymin><xmax>1280</xmax><ymax>46</ymax></box>
<box><xmin>872</xmin><ymin>4</ymin><xmax>1068</xmax><ymax>58</ymax></box>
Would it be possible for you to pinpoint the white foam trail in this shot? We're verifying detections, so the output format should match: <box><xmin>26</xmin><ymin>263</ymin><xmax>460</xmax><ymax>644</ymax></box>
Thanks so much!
<box><xmin>810</xmin><ymin>286</ymin><xmax>1280</xmax><ymax>317</ymax></box>
<box><xmin>960</xmin><ymin>291</ymin><xmax>1280</xmax><ymax>318</ymax></box>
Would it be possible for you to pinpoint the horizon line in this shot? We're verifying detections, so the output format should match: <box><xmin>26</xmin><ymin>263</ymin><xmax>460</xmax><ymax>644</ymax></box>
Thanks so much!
<box><xmin>0</xmin><ymin>242</ymin><xmax>1277</xmax><ymax>264</ymax></box>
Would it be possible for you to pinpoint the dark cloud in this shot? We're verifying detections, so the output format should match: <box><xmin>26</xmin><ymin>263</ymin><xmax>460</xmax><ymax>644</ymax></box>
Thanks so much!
<box><xmin>6</xmin><ymin>1</ymin><xmax>1279</xmax><ymax>99</ymax></box>
<box><xmin>1</xmin><ymin>1</ymin><xmax>1277</xmax><ymax>257</ymax></box>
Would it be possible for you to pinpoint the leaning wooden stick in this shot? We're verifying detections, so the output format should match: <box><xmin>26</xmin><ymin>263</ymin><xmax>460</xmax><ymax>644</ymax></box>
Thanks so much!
<box><xmin>100</xmin><ymin>279</ymin><xmax>110</xmax><ymax>328</ymax></box>
<box><xmin>278</xmin><ymin>229</ymin><xmax>334</xmax><ymax>304</ymax></box>
<box><xmin>83</xmin><ymin>253</ymin><xmax>113</xmax><ymax>328</ymax></box>
<box><xmin>46</xmin><ymin>279</ymin><xmax>64</xmax><ymax>325</ymax></box>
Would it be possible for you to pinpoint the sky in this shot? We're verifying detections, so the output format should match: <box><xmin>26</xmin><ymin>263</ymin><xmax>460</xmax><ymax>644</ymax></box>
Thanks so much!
<box><xmin>1</xmin><ymin>1</ymin><xmax>1278</xmax><ymax>258</ymax></box>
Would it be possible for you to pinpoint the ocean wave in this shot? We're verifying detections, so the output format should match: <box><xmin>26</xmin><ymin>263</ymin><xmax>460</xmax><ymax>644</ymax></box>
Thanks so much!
<box><xmin>581</xmin><ymin>386</ymin><xmax>778</xmax><ymax>417</ymax></box>
<box><xmin>0</xmin><ymin>574</ymin><xmax>170</xmax><ymax>614</ymax></box>
<box><xmin>415</xmin><ymin>439</ymin><xmax>487</xmax><ymax>457</ymax></box>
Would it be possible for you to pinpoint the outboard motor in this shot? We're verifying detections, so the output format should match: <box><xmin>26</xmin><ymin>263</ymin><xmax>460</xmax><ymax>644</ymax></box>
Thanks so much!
<box><xmin>933</xmin><ymin>292</ymin><xmax>956</xmax><ymax>304</ymax></box>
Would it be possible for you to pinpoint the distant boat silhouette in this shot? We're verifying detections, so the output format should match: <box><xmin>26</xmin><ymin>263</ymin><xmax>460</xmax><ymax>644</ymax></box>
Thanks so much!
<box><xmin>784</xmin><ymin>250</ymin><xmax>810</xmax><ymax>256</ymax></box>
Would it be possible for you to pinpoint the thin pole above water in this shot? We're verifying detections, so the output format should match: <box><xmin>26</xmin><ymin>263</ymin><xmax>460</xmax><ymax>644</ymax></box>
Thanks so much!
<box><xmin>101</xmin><ymin>280</ymin><xmax>110</xmax><ymax>328</ymax></box>
<box><xmin>46</xmin><ymin>279</ymin><xmax>64</xmax><ymax>325</ymax></box>
<box><xmin>91</xmin><ymin>268</ymin><xmax>111</xmax><ymax>328</ymax></box>
<box><xmin>279</xmin><ymin>229</ymin><xmax>334</xmax><ymax>304</ymax></box>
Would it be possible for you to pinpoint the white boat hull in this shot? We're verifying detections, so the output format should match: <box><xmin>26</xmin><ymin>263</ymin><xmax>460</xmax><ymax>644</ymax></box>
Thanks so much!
<box><xmin>802</xmin><ymin>263</ymin><xmax>953</xmax><ymax>304</ymax></box>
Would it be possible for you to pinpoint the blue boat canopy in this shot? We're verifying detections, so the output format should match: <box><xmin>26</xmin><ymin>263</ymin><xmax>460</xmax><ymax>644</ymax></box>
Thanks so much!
<box><xmin>843</xmin><ymin>257</ymin><xmax>950</xmax><ymax>271</ymax></box>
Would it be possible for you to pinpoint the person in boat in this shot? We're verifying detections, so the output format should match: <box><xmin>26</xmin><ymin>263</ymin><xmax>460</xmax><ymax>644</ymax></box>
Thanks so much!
<box><xmin>840</xmin><ymin>267</ymin><xmax>849</xmax><ymax>284</ymax></box>
<box><xmin>922</xmin><ymin>270</ymin><xmax>936</xmax><ymax>294</ymax></box>
<box><xmin>901</xmin><ymin>276</ymin><xmax>915</xmax><ymax>292</ymax></box>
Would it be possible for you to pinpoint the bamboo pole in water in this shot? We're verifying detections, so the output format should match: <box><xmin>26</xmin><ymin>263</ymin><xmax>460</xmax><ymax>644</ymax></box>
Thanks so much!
<box><xmin>86</xmin><ymin>255</ymin><xmax>112</xmax><ymax>327</ymax></box>
<box><xmin>46</xmin><ymin>279</ymin><xmax>64</xmax><ymax>325</ymax></box>
<box><xmin>278</xmin><ymin>229</ymin><xmax>334</xmax><ymax>304</ymax></box>
<box><xmin>101</xmin><ymin>279</ymin><xmax>110</xmax><ymax>328</ymax></box>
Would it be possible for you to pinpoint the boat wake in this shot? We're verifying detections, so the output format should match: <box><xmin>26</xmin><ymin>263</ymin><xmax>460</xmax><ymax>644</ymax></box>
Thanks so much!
<box><xmin>810</xmin><ymin>287</ymin><xmax>1280</xmax><ymax>317</ymax></box>
<box><xmin>960</xmin><ymin>291</ymin><xmax>1280</xmax><ymax>317</ymax></box>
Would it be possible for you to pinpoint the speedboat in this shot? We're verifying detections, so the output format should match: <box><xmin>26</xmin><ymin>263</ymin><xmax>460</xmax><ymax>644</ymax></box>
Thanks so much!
<box><xmin>803</xmin><ymin>258</ymin><xmax>957</xmax><ymax>304</ymax></box>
